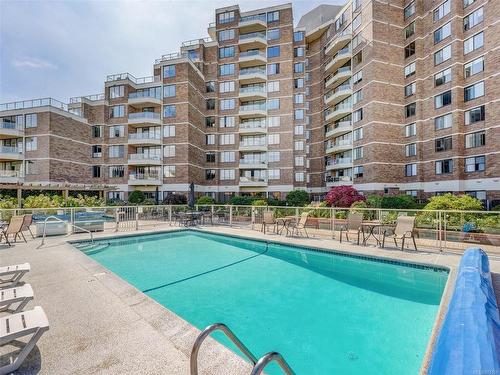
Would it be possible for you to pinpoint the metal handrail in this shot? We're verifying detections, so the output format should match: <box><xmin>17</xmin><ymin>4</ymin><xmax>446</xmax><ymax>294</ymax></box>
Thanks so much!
<box><xmin>40</xmin><ymin>215</ymin><xmax>93</xmax><ymax>246</ymax></box>
<box><xmin>190</xmin><ymin>323</ymin><xmax>258</xmax><ymax>375</ymax></box>
<box><xmin>250</xmin><ymin>352</ymin><xmax>295</xmax><ymax>375</ymax></box>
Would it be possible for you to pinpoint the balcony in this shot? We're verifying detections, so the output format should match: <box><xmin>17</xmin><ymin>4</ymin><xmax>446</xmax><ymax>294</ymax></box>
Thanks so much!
<box><xmin>325</xmin><ymin>121</ymin><xmax>352</xmax><ymax>139</ymax></box>
<box><xmin>128</xmin><ymin>133</ymin><xmax>162</xmax><ymax>146</ymax></box>
<box><xmin>0</xmin><ymin>146</ymin><xmax>23</xmax><ymax>161</ymax></box>
<box><xmin>239</xmin><ymin>85</ymin><xmax>267</xmax><ymax>100</ymax></box>
<box><xmin>239</xmin><ymin>176</ymin><xmax>268</xmax><ymax>187</ymax></box>
<box><xmin>238</xmin><ymin>32</ymin><xmax>267</xmax><ymax>49</ymax></box>
<box><xmin>324</xmin><ymin>47</ymin><xmax>352</xmax><ymax>74</ymax></box>
<box><xmin>0</xmin><ymin>121</ymin><xmax>24</xmax><ymax>139</ymax></box>
<box><xmin>0</xmin><ymin>170</ymin><xmax>23</xmax><ymax>184</ymax></box>
<box><xmin>128</xmin><ymin>153</ymin><xmax>162</xmax><ymax>166</ymax></box>
<box><xmin>128</xmin><ymin>92</ymin><xmax>162</xmax><ymax>107</ymax></box>
<box><xmin>238</xmin><ymin>50</ymin><xmax>267</xmax><ymax>68</ymax></box>
<box><xmin>325</xmin><ymin>66</ymin><xmax>352</xmax><ymax>90</ymax></box>
<box><xmin>239</xmin><ymin>159</ymin><xmax>267</xmax><ymax>169</ymax></box>
<box><xmin>239</xmin><ymin>103</ymin><xmax>266</xmax><ymax>118</ymax></box>
<box><xmin>326</xmin><ymin>175</ymin><xmax>353</xmax><ymax>187</ymax></box>
<box><xmin>324</xmin><ymin>84</ymin><xmax>352</xmax><ymax>107</ymax></box>
<box><xmin>128</xmin><ymin>112</ymin><xmax>162</xmax><ymax>126</ymax></box>
<box><xmin>325</xmin><ymin>32</ymin><xmax>352</xmax><ymax>56</ymax></box>
<box><xmin>325</xmin><ymin>102</ymin><xmax>352</xmax><ymax>123</ymax></box>
<box><xmin>238</xmin><ymin>14</ymin><xmax>267</xmax><ymax>32</ymax></box>
<box><xmin>128</xmin><ymin>173</ymin><xmax>162</xmax><ymax>186</ymax></box>
<box><xmin>325</xmin><ymin>158</ymin><xmax>352</xmax><ymax>171</ymax></box>
<box><xmin>239</xmin><ymin>142</ymin><xmax>267</xmax><ymax>152</ymax></box>
<box><xmin>325</xmin><ymin>139</ymin><xmax>352</xmax><ymax>154</ymax></box>
<box><xmin>238</xmin><ymin>67</ymin><xmax>267</xmax><ymax>84</ymax></box>
<box><xmin>239</xmin><ymin>120</ymin><xmax>267</xmax><ymax>134</ymax></box>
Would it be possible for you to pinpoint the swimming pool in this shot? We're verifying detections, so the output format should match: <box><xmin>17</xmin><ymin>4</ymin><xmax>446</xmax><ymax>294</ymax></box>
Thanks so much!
<box><xmin>74</xmin><ymin>230</ymin><xmax>448</xmax><ymax>374</ymax></box>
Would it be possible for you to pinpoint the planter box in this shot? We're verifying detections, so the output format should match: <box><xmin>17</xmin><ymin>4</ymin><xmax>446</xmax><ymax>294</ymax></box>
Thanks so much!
<box><xmin>35</xmin><ymin>221</ymin><xmax>68</xmax><ymax>237</ymax></box>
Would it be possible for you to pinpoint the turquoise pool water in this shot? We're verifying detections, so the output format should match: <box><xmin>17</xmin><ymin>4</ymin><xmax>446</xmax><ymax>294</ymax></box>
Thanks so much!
<box><xmin>75</xmin><ymin>230</ymin><xmax>448</xmax><ymax>374</ymax></box>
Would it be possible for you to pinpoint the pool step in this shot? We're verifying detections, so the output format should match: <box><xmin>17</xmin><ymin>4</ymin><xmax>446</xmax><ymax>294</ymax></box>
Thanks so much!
<box><xmin>76</xmin><ymin>242</ymin><xmax>111</xmax><ymax>255</ymax></box>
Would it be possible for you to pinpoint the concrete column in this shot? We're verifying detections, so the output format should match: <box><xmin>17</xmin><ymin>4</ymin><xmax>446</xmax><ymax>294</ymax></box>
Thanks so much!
<box><xmin>17</xmin><ymin>188</ymin><xmax>22</xmax><ymax>208</ymax></box>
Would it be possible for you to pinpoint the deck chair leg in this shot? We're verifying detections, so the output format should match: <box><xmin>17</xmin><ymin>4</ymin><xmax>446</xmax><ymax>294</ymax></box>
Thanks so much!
<box><xmin>382</xmin><ymin>233</ymin><xmax>386</xmax><ymax>248</ymax></box>
<box><xmin>401</xmin><ymin>237</ymin><xmax>405</xmax><ymax>251</ymax></box>
<box><xmin>357</xmin><ymin>231</ymin><xmax>360</xmax><ymax>245</ymax></box>
<box><xmin>20</xmin><ymin>231</ymin><xmax>27</xmax><ymax>243</ymax></box>
<box><xmin>339</xmin><ymin>229</ymin><xmax>343</xmax><ymax>243</ymax></box>
<box><xmin>412</xmin><ymin>236</ymin><xmax>417</xmax><ymax>252</ymax></box>
<box><xmin>2</xmin><ymin>328</ymin><xmax>45</xmax><ymax>375</ymax></box>
<box><xmin>393</xmin><ymin>238</ymin><xmax>398</xmax><ymax>248</ymax></box>
<box><xmin>28</xmin><ymin>227</ymin><xmax>35</xmax><ymax>239</ymax></box>
<box><xmin>12</xmin><ymin>297</ymin><xmax>31</xmax><ymax>313</ymax></box>
<box><xmin>304</xmin><ymin>227</ymin><xmax>309</xmax><ymax>238</ymax></box>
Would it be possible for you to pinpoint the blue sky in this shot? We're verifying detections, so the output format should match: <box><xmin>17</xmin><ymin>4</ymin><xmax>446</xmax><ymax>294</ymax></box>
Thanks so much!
<box><xmin>0</xmin><ymin>0</ymin><xmax>344</xmax><ymax>104</ymax></box>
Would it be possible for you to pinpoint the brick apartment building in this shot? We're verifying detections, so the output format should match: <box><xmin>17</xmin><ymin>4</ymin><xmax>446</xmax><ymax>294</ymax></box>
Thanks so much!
<box><xmin>0</xmin><ymin>0</ymin><xmax>498</xmax><ymax>206</ymax></box>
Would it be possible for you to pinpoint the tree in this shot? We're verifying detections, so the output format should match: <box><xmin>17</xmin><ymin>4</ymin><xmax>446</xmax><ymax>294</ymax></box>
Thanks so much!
<box><xmin>423</xmin><ymin>193</ymin><xmax>483</xmax><ymax>211</ymax></box>
<box><xmin>286</xmin><ymin>190</ymin><xmax>310</xmax><ymax>207</ymax></box>
<box><xmin>163</xmin><ymin>193</ymin><xmax>187</xmax><ymax>205</ymax></box>
<box><xmin>325</xmin><ymin>185</ymin><xmax>365</xmax><ymax>208</ymax></box>
<box><xmin>196</xmin><ymin>196</ymin><xmax>214</xmax><ymax>205</ymax></box>
<box><xmin>128</xmin><ymin>190</ymin><xmax>145</xmax><ymax>204</ymax></box>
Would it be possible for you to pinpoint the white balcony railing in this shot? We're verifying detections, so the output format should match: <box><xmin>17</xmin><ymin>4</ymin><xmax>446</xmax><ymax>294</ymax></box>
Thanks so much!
<box><xmin>128</xmin><ymin>153</ymin><xmax>162</xmax><ymax>161</ymax></box>
<box><xmin>0</xmin><ymin>170</ymin><xmax>22</xmax><ymax>178</ymax></box>
<box><xmin>0</xmin><ymin>146</ymin><xmax>21</xmax><ymax>154</ymax></box>
<box><xmin>128</xmin><ymin>133</ymin><xmax>161</xmax><ymax>141</ymax></box>
<box><xmin>128</xmin><ymin>112</ymin><xmax>161</xmax><ymax>120</ymax></box>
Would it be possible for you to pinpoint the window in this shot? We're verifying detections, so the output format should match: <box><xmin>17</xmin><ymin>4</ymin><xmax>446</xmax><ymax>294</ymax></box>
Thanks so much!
<box><xmin>109</xmin><ymin>125</ymin><xmax>124</xmax><ymax>138</ymax></box>
<box><xmin>405</xmin><ymin>143</ymin><xmax>416</xmax><ymax>157</ymax></box>
<box><xmin>267</xmin><ymin>46</ymin><xmax>280</xmax><ymax>58</ymax></box>
<box><xmin>294</xmin><ymin>62</ymin><xmax>304</xmax><ymax>73</ymax></box>
<box><xmin>206</xmin><ymin>134</ymin><xmax>215</xmax><ymax>145</ymax></box>
<box><xmin>25</xmin><ymin>137</ymin><xmax>37</xmax><ymax>151</ymax></box>
<box><xmin>108</xmin><ymin>145</ymin><xmax>124</xmax><ymax>158</ymax></box>
<box><xmin>435</xmin><ymin>90</ymin><xmax>452</xmax><ymax>109</ymax></box>
<box><xmin>405</xmin><ymin>163</ymin><xmax>417</xmax><ymax>176</ymax></box>
<box><xmin>268</xmin><ymin>29</ymin><xmax>280</xmax><ymax>40</ymax></box>
<box><xmin>219</xmin><ymin>134</ymin><xmax>235</xmax><ymax>145</ymax></box>
<box><xmin>268</xmin><ymin>151</ymin><xmax>280</xmax><ymax>162</ymax></box>
<box><xmin>295</xmin><ymin>156</ymin><xmax>304</xmax><ymax>166</ymax></box>
<box><xmin>294</xmin><ymin>31</ymin><xmax>304</xmax><ymax>42</ymax></box>
<box><xmin>464</xmin><ymin>81</ymin><xmax>484</xmax><ymax>101</ymax></box>
<box><xmin>353</xmin><ymin>108</ymin><xmax>363</xmax><ymax>123</ymax></box>
<box><xmin>164</xmin><ymin>145</ymin><xmax>175</xmax><ymax>157</ymax></box>
<box><xmin>92</xmin><ymin>166</ymin><xmax>101</xmax><ymax>178</ymax></box>
<box><xmin>351</xmin><ymin>89</ymin><xmax>362</xmax><ymax>105</ymax></box>
<box><xmin>295</xmin><ymin>172</ymin><xmax>304</xmax><ymax>182</ymax></box>
<box><xmin>268</xmin><ymin>133</ymin><xmax>280</xmax><ymax>145</ymax></box>
<box><xmin>220</xmin><ymin>151</ymin><xmax>235</xmax><ymax>162</ymax></box>
<box><xmin>204</xmin><ymin>152</ymin><xmax>216</xmax><ymax>163</ymax></box>
<box><xmin>163</xmin><ymin>84</ymin><xmax>176</xmax><ymax>98</ymax></box>
<box><xmin>108</xmin><ymin>166</ymin><xmax>124</xmax><ymax>178</ymax></box>
<box><xmin>267</xmin><ymin>98</ymin><xmax>279</xmax><ymax>110</ymax></box>
<box><xmin>205</xmin><ymin>169</ymin><xmax>216</xmax><ymax>180</ymax></box>
<box><xmin>466</xmin><ymin>35</ymin><xmax>483</xmax><ymax>57</ymax></box>
<box><xmin>294</xmin><ymin>47</ymin><xmax>305</xmax><ymax>57</ymax></box>
<box><xmin>353</xmin><ymin>51</ymin><xmax>363</xmax><ymax>66</ymax></box>
<box><xmin>434</xmin><ymin>45</ymin><xmax>451</xmax><ymax>65</ymax></box>
<box><xmin>220</xmin><ymin>169</ymin><xmax>235</xmax><ymax>180</ymax></box>
<box><xmin>109</xmin><ymin>85</ymin><xmax>124</xmax><ymax>99</ymax></box>
<box><xmin>352</xmin><ymin>14</ymin><xmax>362</xmax><ymax>30</ymax></box>
<box><xmin>405</xmin><ymin>62</ymin><xmax>416</xmax><ymax>77</ymax></box>
<box><xmin>163</xmin><ymin>65</ymin><xmax>176</xmax><ymax>78</ymax></box>
<box><xmin>294</xmin><ymin>141</ymin><xmax>304</xmax><ymax>151</ymax></box>
<box><xmin>206</xmin><ymin>81</ymin><xmax>216</xmax><ymax>93</ymax></box>
<box><xmin>219</xmin><ymin>63</ymin><xmax>235</xmax><ymax>76</ymax></box>
<box><xmin>464</xmin><ymin>56</ymin><xmax>484</xmax><ymax>78</ymax></box>
<box><xmin>464</xmin><ymin>7</ymin><xmax>483</xmax><ymax>30</ymax></box>
<box><xmin>405</xmin><ymin>22</ymin><xmax>415</xmax><ymax>39</ymax></box>
<box><xmin>164</xmin><ymin>125</ymin><xmax>175</xmax><ymax>137</ymax></box>
<box><xmin>268</xmin><ymin>169</ymin><xmax>280</xmax><ymax>180</ymax></box>
<box><xmin>218</xmin><ymin>29</ymin><xmax>235</xmax><ymax>41</ymax></box>
<box><xmin>294</xmin><ymin>125</ymin><xmax>304</xmax><ymax>135</ymax></box>
<box><xmin>352</xmin><ymin>34</ymin><xmax>361</xmax><ymax>50</ymax></box>
<box><xmin>353</xmin><ymin>70</ymin><xmax>363</xmax><ymax>84</ymax></box>
<box><xmin>218</xmin><ymin>10</ymin><xmax>234</xmax><ymax>24</ymax></box>
<box><xmin>405</xmin><ymin>42</ymin><xmax>415</xmax><ymax>58</ymax></box>
<box><xmin>206</xmin><ymin>99</ymin><xmax>216</xmax><ymax>110</ymax></box>
<box><xmin>92</xmin><ymin>125</ymin><xmax>102</xmax><ymax>138</ymax></box>
<box><xmin>109</xmin><ymin>105</ymin><xmax>125</xmax><ymax>118</ymax></box>
<box><xmin>434</xmin><ymin>22</ymin><xmax>451</xmax><ymax>44</ymax></box>
<box><xmin>352</xmin><ymin>0</ymin><xmax>362</xmax><ymax>11</ymax></box>
<box><xmin>164</xmin><ymin>165</ymin><xmax>176</xmax><ymax>178</ymax></box>
<box><xmin>464</xmin><ymin>0</ymin><xmax>475</xmax><ymax>8</ymax></box>
<box><xmin>404</xmin><ymin>123</ymin><xmax>416</xmax><ymax>137</ymax></box>
<box><xmin>353</xmin><ymin>166</ymin><xmax>364</xmax><ymax>178</ymax></box>
<box><xmin>405</xmin><ymin>82</ymin><xmax>416</xmax><ymax>97</ymax></box>
<box><xmin>220</xmin><ymin>116</ymin><xmax>235</xmax><ymax>128</ymax></box>
<box><xmin>267</xmin><ymin>63</ymin><xmax>280</xmax><ymax>75</ymax></box>
<box><xmin>294</xmin><ymin>78</ymin><xmax>304</xmax><ymax>88</ymax></box>
<box><xmin>405</xmin><ymin>103</ymin><xmax>416</xmax><ymax>118</ymax></box>
<box><xmin>465</xmin><ymin>131</ymin><xmax>485</xmax><ymax>148</ymax></box>
<box><xmin>435</xmin><ymin>68</ymin><xmax>452</xmax><ymax>86</ymax></box>
<box><xmin>465</xmin><ymin>105</ymin><xmax>485</xmax><ymax>125</ymax></box>
<box><xmin>220</xmin><ymin>98</ymin><xmax>235</xmax><ymax>110</ymax></box>
<box><xmin>404</xmin><ymin>1</ymin><xmax>415</xmax><ymax>20</ymax></box>
<box><xmin>436</xmin><ymin>159</ymin><xmax>453</xmax><ymax>174</ymax></box>
<box><xmin>435</xmin><ymin>136</ymin><xmax>452</xmax><ymax>152</ymax></box>
<box><xmin>267</xmin><ymin>81</ymin><xmax>279</xmax><ymax>92</ymax></box>
<box><xmin>353</xmin><ymin>146</ymin><xmax>364</xmax><ymax>160</ymax></box>
<box><xmin>433</xmin><ymin>0</ymin><xmax>450</xmax><ymax>22</ymax></box>
<box><xmin>219</xmin><ymin>46</ymin><xmax>235</xmax><ymax>58</ymax></box>
<box><xmin>435</xmin><ymin>113</ymin><xmax>452</xmax><ymax>130</ymax></box>
<box><xmin>268</xmin><ymin>117</ymin><xmax>280</xmax><ymax>127</ymax></box>
<box><xmin>25</xmin><ymin>113</ymin><xmax>37</xmax><ymax>128</ymax></box>
<box><xmin>294</xmin><ymin>94</ymin><xmax>304</xmax><ymax>104</ymax></box>
<box><xmin>163</xmin><ymin>105</ymin><xmax>176</xmax><ymax>117</ymax></box>
<box><xmin>205</xmin><ymin>117</ymin><xmax>215</xmax><ymax>127</ymax></box>
<box><xmin>267</xmin><ymin>11</ymin><xmax>279</xmax><ymax>22</ymax></box>
<box><xmin>465</xmin><ymin>156</ymin><xmax>485</xmax><ymax>172</ymax></box>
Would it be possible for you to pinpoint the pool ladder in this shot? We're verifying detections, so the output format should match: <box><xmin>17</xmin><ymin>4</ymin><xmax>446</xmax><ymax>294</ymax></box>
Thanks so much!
<box><xmin>190</xmin><ymin>323</ymin><xmax>295</xmax><ymax>375</ymax></box>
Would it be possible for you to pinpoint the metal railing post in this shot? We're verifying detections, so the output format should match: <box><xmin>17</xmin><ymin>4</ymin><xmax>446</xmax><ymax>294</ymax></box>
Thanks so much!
<box><xmin>330</xmin><ymin>208</ymin><xmax>335</xmax><ymax>239</ymax></box>
<box><xmin>135</xmin><ymin>207</ymin><xmax>139</xmax><ymax>231</ymax></box>
<box><xmin>168</xmin><ymin>205</ymin><xmax>172</xmax><ymax>223</ymax></box>
<box><xmin>115</xmin><ymin>207</ymin><xmax>119</xmax><ymax>232</ymax></box>
<box><xmin>251</xmin><ymin>207</ymin><xmax>255</xmax><ymax>230</ymax></box>
<box><xmin>229</xmin><ymin>205</ymin><xmax>233</xmax><ymax>227</ymax></box>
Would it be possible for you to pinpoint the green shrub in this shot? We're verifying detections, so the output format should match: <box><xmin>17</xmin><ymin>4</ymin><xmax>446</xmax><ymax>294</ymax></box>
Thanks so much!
<box><xmin>423</xmin><ymin>193</ymin><xmax>483</xmax><ymax>211</ymax></box>
<box><xmin>128</xmin><ymin>190</ymin><xmax>145</xmax><ymax>204</ymax></box>
<box><xmin>251</xmin><ymin>199</ymin><xmax>268</xmax><ymax>206</ymax></box>
<box><xmin>196</xmin><ymin>196</ymin><xmax>214</xmax><ymax>205</ymax></box>
<box><xmin>267</xmin><ymin>198</ymin><xmax>287</xmax><ymax>207</ymax></box>
<box><xmin>286</xmin><ymin>190</ymin><xmax>310</xmax><ymax>207</ymax></box>
<box><xmin>229</xmin><ymin>195</ymin><xmax>255</xmax><ymax>205</ymax></box>
<box><xmin>0</xmin><ymin>195</ymin><xmax>17</xmax><ymax>209</ymax></box>
<box><xmin>366</xmin><ymin>194</ymin><xmax>417</xmax><ymax>209</ymax></box>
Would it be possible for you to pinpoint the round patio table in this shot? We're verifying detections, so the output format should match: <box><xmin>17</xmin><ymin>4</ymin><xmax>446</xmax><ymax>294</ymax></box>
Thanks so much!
<box><xmin>275</xmin><ymin>217</ymin><xmax>295</xmax><ymax>236</ymax></box>
<box><xmin>361</xmin><ymin>222</ymin><xmax>385</xmax><ymax>246</ymax></box>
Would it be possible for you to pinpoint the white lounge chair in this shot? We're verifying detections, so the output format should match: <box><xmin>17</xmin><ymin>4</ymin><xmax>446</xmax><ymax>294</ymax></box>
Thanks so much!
<box><xmin>0</xmin><ymin>306</ymin><xmax>49</xmax><ymax>375</ymax></box>
<box><xmin>0</xmin><ymin>284</ymin><xmax>34</xmax><ymax>313</ymax></box>
<box><xmin>0</xmin><ymin>263</ymin><xmax>30</xmax><ymax>287</ymax></box>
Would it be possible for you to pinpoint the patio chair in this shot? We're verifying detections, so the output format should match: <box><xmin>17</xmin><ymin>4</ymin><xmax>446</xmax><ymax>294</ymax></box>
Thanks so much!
<box><xmin>0</xmin><ymin>284</ymin><xmax>34</xmax><ymax>314</ymax></box>
<box><xmin>261</xmin><ymin>211</ymin><xmax>276</xmax><ymax>234</ymax></box>
<box><xmin>382</xmin><ymin>216</ymin><xmax>418</xmax><ymax>251</ymax></box>
<box><xmin>339</xmin><ymin>212</ymin><xmax>363</xmax><ymax>245</ymax></box>
<box><xmin>288</xmin><ymin>212</ymin><xmax>310</xmax><ymax>238</ymax></box>
<box><xmin>0</xmin><ymin>306</ymin><xmax>49</xmax><ymax>375</ymax></box>
<box><xmin>21</xmin><ymin>214</ymin><xmax>35</xmax><ymax>239</ymax></box>
<box><xmin>0</xmin><ymin>263</ymin><xmax>30</xmax><ymax>287</ymax></box>
<box><xmin>0</xmin><ymin>216</ymin><xmax>26</xmax><ymax>246</ymax></box>
<box><xmin>201</xmin><ymin>210</ymin><xmax>213</xmax><ymax>225</ymax></box>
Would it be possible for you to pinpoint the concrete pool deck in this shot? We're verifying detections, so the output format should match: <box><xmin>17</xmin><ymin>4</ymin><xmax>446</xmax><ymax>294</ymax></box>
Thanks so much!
<box><xmin>1</xmin><ymin>224</ymin><xmax>499</xmax><ymax>374</ymax></box>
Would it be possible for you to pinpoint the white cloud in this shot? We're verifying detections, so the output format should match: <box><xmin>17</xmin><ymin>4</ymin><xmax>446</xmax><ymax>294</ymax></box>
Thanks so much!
<box><xmin>11</xmin><ymin>57</ymin><xmax>57</xmax><ymax>70</ymax></box>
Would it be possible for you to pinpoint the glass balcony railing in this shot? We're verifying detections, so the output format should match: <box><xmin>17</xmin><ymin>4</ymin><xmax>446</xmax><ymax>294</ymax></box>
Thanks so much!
<box><xmin>326</xmin><ymin>158</ymin><xmax>352</xmax><ymax>166</ymax></box>
<box><xmin>239</xmin><ymin>50</ymin><xmax>266</xmax><ymax>59</ymax></box>
<box><xmin>240</xmin><ymin>103</ymin><xmax>266</xmax><ymax>111</ymax></box>
<box><xmin>325</xmin><ymin>83</ymin><xmax>351</xmax><ymax>100</ymax></box>
<box><xmin>128</xmin><ymin>133</ymin><xmax>161</xmax><ymax>141</ymax></box>
<box><xmin>326</xmin><ymin>139</ymin><xmax>352</xmax><ymax>150</ymax></box>
<box><xmin>128</xmin><ymin>112</ymin><xmax>161</xmax><ymax>120</ymax></box>
<box><xmin>240</xmin><ymin>141</ymin><xmax>267</xmax><ymax>148</ymax></box>
<box><xmin>0</xmin><ymin>98</ymin><xmax>70</xmax><ymax>113</ymax></box>
<box><xmin>239</xmin><ymin>32</ymin><xmax>266</xmax><ymax>40</ymax></box>
<box><xmin>240</xmin><ymin>176</ymin><xmax>267</xmax><ymax>183</ymax></box>
<box><xmin>240</xmin><ymin>120</ymin><xmax>267</xmax><ymax>129</ymax></box>
<box><xmin>129</xmin><ymin>173</ymin><xmax>161</xmax><ymax>180</ymax></box>
<box><xmin>240</xmin><ymin>85</ymin><xmax>266</xmax><ymax>94</ymax></box>
<box><xmin>128</xmin><ymin>153</ymin><xmax>162</xmax><ymax>161</ymax></box>
<box><xmin>129</xmin><ymin>91</ymin><xmax>161</xmax><ymax>100</ymax></box>
<box><xmin>240</xmin><ymin>14</ymin><xmax>266</xmax><ymax>23</ymax></box>
<box><xmin>0</xmin><ymin>121</ymin><xmax>23</xmax><ymax>131</ymax></box>
<box><xmin>0</xmin><ymin>170</ymin><xmax>22</xmax><ymax>178</ymax></box>
<box><xmin>239</xmin><ymin>67</ymin><xmax>267</xmax><ymax>76</ymax></box>
<box><xmin>0</xmin><ymin>146</ymin><xmax>21</xmax><ymax>154</ymax></box>
<box><xmin>106</xmin><ymin>73</ymin><xmax>160</xmax><ymax>85</ymax></box>
<box><xmin>240</xmin><ymin>158</ymin><xmax>267</xmax><ymax>165</ymax></box>
<box><xmin>326</xmin><ymin>175</ymin><xmax>352</xmax><ymax>183</ymax></box>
